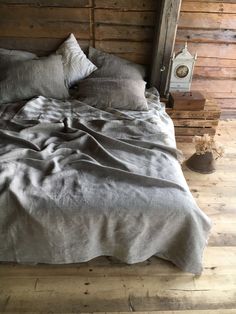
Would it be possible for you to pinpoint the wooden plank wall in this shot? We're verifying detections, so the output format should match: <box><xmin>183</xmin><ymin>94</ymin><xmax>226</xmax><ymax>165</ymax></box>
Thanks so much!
<box><xmin>175</xmin><ymin>0</ymin><xmax>236</xmax><ymax>118</ymax></box>
<box><xmin>0</xmin><ymin>0</ymin><xmax>158</xmax><ymax>65</ymax></box>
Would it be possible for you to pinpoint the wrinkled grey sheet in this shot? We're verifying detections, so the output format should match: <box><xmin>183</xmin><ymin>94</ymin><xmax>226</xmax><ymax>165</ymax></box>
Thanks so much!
<box><xmin>0</xmin><ymin>89</ymin><xmax>211</xmax><ymax>274</ymax></box>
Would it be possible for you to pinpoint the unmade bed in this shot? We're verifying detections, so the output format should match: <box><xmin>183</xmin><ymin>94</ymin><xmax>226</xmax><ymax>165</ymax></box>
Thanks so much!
<box><xmin>0</xmin><ymin>35</ymin><xmax>211</xmax><ymax>275</ymax></box>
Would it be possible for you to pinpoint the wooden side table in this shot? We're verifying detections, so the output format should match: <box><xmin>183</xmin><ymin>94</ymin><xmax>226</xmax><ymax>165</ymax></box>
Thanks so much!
<box><xmin>165</xmin><ymin>95</ymin><xmax>221</xmax><ymax>142</ymax></box>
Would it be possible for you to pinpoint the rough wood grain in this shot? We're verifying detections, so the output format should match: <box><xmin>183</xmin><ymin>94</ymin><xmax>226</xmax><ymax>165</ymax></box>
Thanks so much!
<box><xmin>175</xmin><ymin>127</ymin><xmax>216</xmax><ymax>136</ymax></box>
<box><xmin>196</xmin><ymin>57</ymin><xmax>236</xmax><ymax>68</ymax></box>
<box><xmin>176</xmin><ymin>0</ymin><xmax>236</xmax><ymax>108</ymax></box>
<box><xmin>0</xmin><ymin>0</ymin><xmax>91</xmax><ymax>6</ymax></box>
<box><xmin>181</xmin><ymin>1</ymin><xmax>236</xmax><ymax>14</ymax></box>
<box><xmin>211</xmin><ymin>92</ymin><xmax>236</xmax><ymax>99</ymax></box>
<box><xmin>194</xmin><ymin>67</ymin><xmax>236</xmax><ymax>80</ymax></box>
<box><xmin>179</xmin><ymin>12</ymin><xmax>236</xmax><ymax>29</ymax></box>
<box><xmin>216</xmin><ymin>99</ymin><xmax>236</xmax><ymax>109</ymax></box>
<box><xmin>0</xmin><ymin>20</ymin><xmax>90</xmax><ymax>39</ymax></box>
<box><xmin>167</xmin><ymin>110</ymin><xmax>221</xmax><ymax>120</ymax></box>
<box><xmin>175</xmin><ymin>42</ymin><xmax>236</xmax><ymax>59</ymax></box>
<box><xmin>177</xmin><ymin>29</ymin><xmax>236</xmax><ymax>44</ymax></box>
<box><xmin>173</xmin><ymin>119</ymin><xmax>218</xmax><ymax>127</ymax></box>
<box><xmin>192</xmin><ymin>80</ymin><xmax>236</xmax><ymax>93</ymax></box>
<box><xmin>0</xmin><ymin>0</ymin><xmax>157</xmax><ymax>69</ymax></box>
<box><xmin>150</xmin><ymin>0</ymin><xmax>182</xmax><ymax>96</ymax></box>
<box><xmin>95</xmin><ymin>40</ymin><xmax>152</xmax><ymax>54</ymax></box>
<box><xmin>94</xmin><ymin>10</ymin><xmax>156</xmax><ymax>26</ymax></box>
<box><xmin>95</xmin><ymin>24</ymin><xmax>154</xmax><ymax>41</ymax></box>
<box><xmin>94</xmin><ymin>0</ymin><xmax>158</xmax><ymax>10</ymax></box>
<box><xmin>0</xmin><ymin>37</ymin><xmax>90</xmax><ymax>55</ymax></box>
<box><xmin>183</xmin><ymin>0</ymin><xmax>236</xmax><ymax>3</ymax></box>
<box><xmin>0</xmin><ymin>6</ymin><xmax>90</xmax><ymax>21</ymax></box>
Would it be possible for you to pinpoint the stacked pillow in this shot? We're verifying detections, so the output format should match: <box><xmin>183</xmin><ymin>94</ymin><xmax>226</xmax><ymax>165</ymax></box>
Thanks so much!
<box><xmin>0</xmin><ymin>34</ymin><xmax>148</xmax><ymax>111</ymax></box>
<box><xmin>0</xmin><ymin>34</ymin><xmax>97</xmax><ymax>104</ymax></box>
<box><xmin>88</xmin><ymin>47</ymin><xmax>145</xmax><ymax>80</ymax></box>
<box><xmin>76</xmin><ymin>47</ymin><xmax>148</xmax><ymax>111</ymax></box>
<box><xmin>0</xmin><ymin>54</ymin><xmax>69</xmax><ymax>104</ymax></box>
<box><xmin>0</xmin><ymin>48</ymin><xmax>38</xmax><ymax>74</ymax></box>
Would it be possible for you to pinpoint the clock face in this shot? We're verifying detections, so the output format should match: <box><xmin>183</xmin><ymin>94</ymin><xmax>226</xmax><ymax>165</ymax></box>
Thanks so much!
<box><xmin>175</xmin><ymin>65</ymin><xmax>189</xmax><ymax>78</ymax></box>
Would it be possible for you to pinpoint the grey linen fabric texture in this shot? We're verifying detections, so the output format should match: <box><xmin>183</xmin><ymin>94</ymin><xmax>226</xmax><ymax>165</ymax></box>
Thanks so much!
<box><xmin>77</xmin><ymin>48</ymin><xmax>147</xmax><ymax>110</ymax></box>
<box><xmin>76</xmin><ymin>78</ymin><xmax>148</xmax><ymax>111</ymax></box>
<box><xmin>0</xmin><ymin>48</ymin><xmax>37</xmax><ymax>78</ymax></box>
<box><xmin>88</xmin><ymin>47</ymin><xmax>146</xmax><ymax>80</ymax></box>
<box><xmin>0</xmin><ymin>89</ymin><xmax>211</xmax><ymax>274</ymax></box>
<box><xmin>0</xmin><ymin>55</ymin><xmax>69</xmax><ymax>104</ymax></box>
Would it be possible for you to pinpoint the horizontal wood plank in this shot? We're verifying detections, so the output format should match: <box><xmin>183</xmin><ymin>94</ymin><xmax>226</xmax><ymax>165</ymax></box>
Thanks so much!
<box><xmin>176</xmin><ymin>29</ymin><xmax>236</xmax><ymax>44</ymax></box>
<box><xmin>181</xmin><ymin>2</ymin><xmax>236</xmax><ymax>14</ymax></box>
<box><xmin>0</xmin><ymin>37</ymin><xmax>89</xmax><ymax>55</ymax></box>
<box><xmin>192</xmin><ymin>79</ymin><xmax>236</xmax><ymax>93</ymax></box>
<box><xmin>0</xmin><ymin>20</ymin><xmax>90</xmax><ymax>39</ymax></box>
<box><xmin>179</xmin><ymin>12</ymin><xmax>236</xmax><ymax>30</ymax></box>
<box><xmin>115</xmin><ymin>53</ymin><xmax>151</xmax><ymax>65</ymax></box>
<box><xmin>173</xmin><ymin>119</ymin><xmax>219</xmax><ymax>127</ymax></box>
<box><xmin>1</xmin><ymin>277</ymin><xmax>236</xmax><ymax>312</ymax></box>
<box><xmin>221</xmin><ymin>111</ymin><xmax>236</xmax><ymax>119</ymax></box>
<box><xmin>196</xmin><ymin>57</ymin><xmax>236</xmax><ymax>68</ymax></box>
<box><xmin>194</xmin><ymin>67</ymin><xmax>236</xmax><ymax>80</ymax></box>
<box><xmin>216</xmin><ymin>99</ymin><xmax>236</xmax><ymax>109</ymax></box>
<box><xmin>175</xmin><ymin>127</ymin><xmax>216</xmax><ymax>136</ymax></box>
<box><xmin>183</xmin><ymin>0</ymin><xmax>236</xmax><ymax>3</ymax></box>
<box><xmin>94</xmin><ymin>0</ymin><xmax>158</xmax><ymax>10</ymax></box>
<box><xmin>95</xmin><ymin>24</ymin><xmax>154</xmax><ymax>41</ymax></box>
<box><xmin>0</xmin><ymin>6</ymin><xmax>90</xmax><ymax>22</ymax></box>
<box><xmin>94</xmin><ymin>9</ymin><xmax>156</xmax><ymax>26</ymax></box>
<box><xmin>0</xmin><ymin>0</ymin><xmax>91</xmax><ymax>6</ymax></box>
<box><xmin>175</xmin><ymin>42</ymin><xmax>236</xmax><ymax>59</ymax></box>
<box><xmin>166</xmin><ymin>110</ymin><xmax>221</xmax><ymax>120</ymax></box>
<box><xmin>210</xmin><ymin>92</ymin><xmax>236</xmax><ymax>99</ymax></box>
<box><xmin>95</xmin><ymin>40</ymin><xmax>152</xmax><ymax>54</ymax></box>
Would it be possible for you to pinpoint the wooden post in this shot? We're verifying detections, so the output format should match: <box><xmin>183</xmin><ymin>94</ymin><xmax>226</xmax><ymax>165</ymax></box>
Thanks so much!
<box><xmin>150</xmin><ymin>0</ymin><xmax>182</xmax><ymax>97</ymax></box>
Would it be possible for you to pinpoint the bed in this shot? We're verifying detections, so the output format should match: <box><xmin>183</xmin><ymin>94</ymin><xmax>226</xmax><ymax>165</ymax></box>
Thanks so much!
<box><xmin>0</xmin><ymin>34</ymin><xmax>211</xmax><ymax>275</ymax></box>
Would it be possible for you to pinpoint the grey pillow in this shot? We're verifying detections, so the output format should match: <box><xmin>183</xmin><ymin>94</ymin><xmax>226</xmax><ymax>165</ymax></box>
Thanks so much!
<box><xmin>0</xmin><ymin>48</ymin><xmax>37</xmax><ymax>61</ymax></box>
<box><xmin>0</xmin><ymin>48</ymin><xmax>38</xmax><ymax>78</ymax></box>
<box><xmin>76</xmin><ymin>78</ymin><xmax>148</xmax><ymax>111</ymax></box>
<box><xmin>88</xmin><ymin>47</ymin><xmax>146</xmax><ymax>80</ymax></box>
<box><xmin>0</xmin><ymin>55</ymin><xmax>69</xmax><ymax>104</ymax></box>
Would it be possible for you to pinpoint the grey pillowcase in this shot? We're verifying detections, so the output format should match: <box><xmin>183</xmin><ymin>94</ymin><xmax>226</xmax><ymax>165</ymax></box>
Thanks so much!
<box><xmin>0</xmin><ymin>48</ymin><xmax>38</xmax><ymax>79</ymax></box>
<box><xmin>0</xmin><ymin>55</ymin><xmax>69</xmax><ymax>104</ymax></box>
<box><xmin>76</xmin><ymin>78</ymin><xmax>148</xmax><ymax>111</ymax></box>
<box><xmin>0</xmin><ymin>48</ymin><xmax>37</xmax><ymax>62</ymax></box>
<box><xmin>88</xmin><ymin>47</ymin><xmax>146</xmax><ymax>80</ymax></box>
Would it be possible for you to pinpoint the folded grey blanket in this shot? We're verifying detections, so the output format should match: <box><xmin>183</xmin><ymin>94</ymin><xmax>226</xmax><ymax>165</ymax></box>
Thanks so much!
<box><xmin>0</xmin><ymin>90</ymin><xmax>211</xmax><ymax>274</ymax></box>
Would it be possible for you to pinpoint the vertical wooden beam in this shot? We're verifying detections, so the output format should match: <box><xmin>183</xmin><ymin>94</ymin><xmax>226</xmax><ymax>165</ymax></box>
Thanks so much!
<box><xmin>150</xmin><ymin>0</ymin><xmax>182</xmax><ymax>97</ymax></box>
<box><xmin>90</xmin><ymin>0</ymin><xmax>95</xmax><ymax>47</ymax></box>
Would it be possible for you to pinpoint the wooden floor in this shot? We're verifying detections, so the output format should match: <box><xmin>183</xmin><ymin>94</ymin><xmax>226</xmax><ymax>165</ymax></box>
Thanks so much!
<box><xmin>1</xmin><ymin>120</ymin><xmax>236</xmax><ymax>314</ymax></box>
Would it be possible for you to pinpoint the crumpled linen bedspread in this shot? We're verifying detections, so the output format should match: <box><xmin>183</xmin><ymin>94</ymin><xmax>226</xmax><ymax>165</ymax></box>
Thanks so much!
<box><xmin>0</xmin><ymin>89</ymin><xmax>211</xmax><ymax>274</ymax></box>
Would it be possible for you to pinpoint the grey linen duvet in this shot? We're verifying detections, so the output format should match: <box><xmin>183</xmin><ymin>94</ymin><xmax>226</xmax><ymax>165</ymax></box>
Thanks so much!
<box><xmin>0</xmin><ymin>89</ymin><xmax>211</xmax><ymax>274</ymax></box>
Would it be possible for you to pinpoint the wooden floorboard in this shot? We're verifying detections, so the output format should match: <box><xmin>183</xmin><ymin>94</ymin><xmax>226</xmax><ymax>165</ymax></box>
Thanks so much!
<box><xmin>0</xmin><ymin>121</ymin><xmax>236</xmax><ymax>313</ymax></box>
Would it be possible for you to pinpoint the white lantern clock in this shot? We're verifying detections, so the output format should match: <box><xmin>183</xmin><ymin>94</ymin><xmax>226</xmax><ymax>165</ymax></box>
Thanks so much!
<box><xmin>169</xmin><ymin>43</ymin><xmax>197</xmax><ymax>92</ymax></box>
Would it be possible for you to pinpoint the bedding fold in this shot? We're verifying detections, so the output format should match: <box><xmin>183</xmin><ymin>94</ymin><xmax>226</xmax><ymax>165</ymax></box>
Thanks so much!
<box><xmin>0</xmin><ymin>92</ymin><xmax>211</xmax><ymax>274</ymax></box>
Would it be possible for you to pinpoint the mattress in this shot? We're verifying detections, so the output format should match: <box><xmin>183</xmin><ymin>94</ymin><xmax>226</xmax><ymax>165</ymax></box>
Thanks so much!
<box><xmin>0</xmin><ymin>89</ymin><xmax>211</xmax><ymax>274</ymax></box>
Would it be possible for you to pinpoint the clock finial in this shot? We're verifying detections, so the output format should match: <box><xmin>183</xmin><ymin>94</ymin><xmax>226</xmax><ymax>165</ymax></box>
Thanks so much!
<box><xmin>183</xmin><ymin>42</ymin><xmax>188</xmax><ymax>53</ymax></box>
